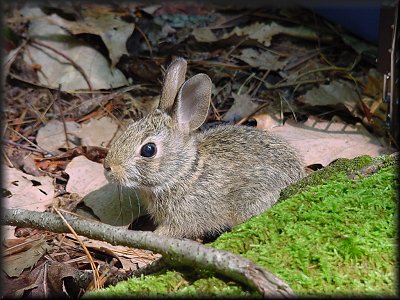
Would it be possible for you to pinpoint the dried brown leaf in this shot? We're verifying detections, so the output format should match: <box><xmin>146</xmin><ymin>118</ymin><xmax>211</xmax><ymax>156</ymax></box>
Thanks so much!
<box><xmin>36</xmin><ymin>120</ymin><xmax>81</xmax><ymax>152</ymax></box>
<box><xmin>234</xmin><ymin>48</ymin><xmax>287</xmax><ymax>71</ymax></box>
<box><xmin>3</xmin><ymin>237</ymin><xmax>53</xmax><ymax>277</ymax></box>
<box><xmin>48</xmin><ymin>12</ymin><xmax>135</xmax><ymax>67</ymax></box>
<box><xmin>257</xmin><ymin>115</ymin><xmax>392</xmax><ymax>166</ymax></box>
<box><xmin>222</xmin><ymin>93</ymin><xmax>260</xmax><ymax>122</ymax></box>
<box><xmin>64</xmin><ymin>155</ymin><xmax>107</xmax><ymax>196</ymax></box>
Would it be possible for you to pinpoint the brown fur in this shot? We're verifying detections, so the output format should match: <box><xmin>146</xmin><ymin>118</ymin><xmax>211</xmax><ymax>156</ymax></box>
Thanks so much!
<box><xmin>104</xmin><ymin>58</ymin><xmax>305</xmax><ymax>239</ymax></box>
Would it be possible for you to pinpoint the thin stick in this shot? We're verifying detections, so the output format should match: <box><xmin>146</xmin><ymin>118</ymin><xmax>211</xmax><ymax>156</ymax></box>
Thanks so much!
<box><xmin>53</xmin><ymin>85</ymin><xmax>70</xmax><ymax>148</ymax></box>
<box><xmin>1</xmin><ymin>138</ymin><xmax>48</xmax><ymax>154</ymax></box>
<box><xmin>52</xmin><ymin>207</ymin><xmax>101</xmax><ymax>290</ymax></box>
<box><xmin>258</xmin><ymin>77</ymin><xmax>327</xmax><ymax>89</ymax></box>
<box><xmin>236</xmin><ymin>102</ymin><xmax>270</xmax><ymax>125</ymax></box>
<box><xmin>251</xmin><ymin>69</ymin><xmax>270</xmax><ymax>97</ymax></box>
<box><xmin>278</xmin><ymin>91</ymin><xmax>297</xmax><ymax>122</ymax></box>
<box><xmin>3</xmin><ymin>208</ymin><xmax>294</xmax><ymax>297</ymax></box>
<box><xmin>135</xmin><ymin>25</ymin><xmax>153</xmax><ymax>58</ymax></box>
<box><xmin>6</xmin><ymin>126</ymin><xmax>53</xmax><ymax>155</ymax></box>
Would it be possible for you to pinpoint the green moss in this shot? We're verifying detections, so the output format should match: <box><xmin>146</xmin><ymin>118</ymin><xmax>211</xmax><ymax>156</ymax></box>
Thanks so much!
<box><xmin>86</xmin><ymin>155</ymin><xmax>397</xmax><ymax>297</ymax></box>
<box><xmin>176</xmin><ymin>277</ymin><xmax>253</xmax><ymax>297</ymax></box>
<box><xmin>212</xmin><ymin>165</ymin><xmax>397</xmax><ymax>296</ymax></box>
<box><xmin>86</xmin><ymin>271</ymin><xmax>188</xmax><ymax>298</ymax></box>
<box><xmin>280</xmin><ymin>154</ymin><xmax>374</xmax><ymax>200</ymax></box>
<box><xmin>86</xmin><ymin>270</ymin><xmax>251</xmax><ymax>298</ymax></box>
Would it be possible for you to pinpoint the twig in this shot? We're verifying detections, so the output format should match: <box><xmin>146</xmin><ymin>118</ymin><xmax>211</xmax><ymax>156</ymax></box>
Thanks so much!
<box><xmin>8</xmin><ymin>72</ymin><xmax>59</xmax><ymax>90</ymax></box>
<box><xmin>53</xmin><ymin>85</ymin><xmax>70</xmax><ymax>148</ymax></box>
<box><xmin>209</xmin><ymin>82</ymin><xmax>230</xmax><ymax>121</ymax></box>
<box><xmin>236</xmin><ymin>102</ymin><xmax>270</xmax><ymax>125</ymax></box>
<box><xmin>347</xmin><ymin>152</ymin><xmax>399</xmax><ymax>180</ymax></box>
<box><xmin>189</xmin><ymin>60</ymin><xmax>251</xmax><ymax>70</ymax></box>
<box><xmin>2</xmin><ymin>208</ymin><xmax>295</xmax><ymax>298</ymax></box>
<box><xmin>3</xmin><ymin>39</ymin><xmax>28</xmax><ymax>78</ymax></box>
<box><xmin>1</xmin><ymin>138</ymin><xmax>48</xmax><ymax>154</ymax></box>
<box><xmin>13</xmin><ymin>108</ymin><xmax>28</xmax><ymax>137</ymax></box>
<box><xmin>223</xmin><ymin>36</ymin><xmax>249</xmax><ymax>59</ymax></box>
<box><xmin>251</xmin><ymin>69</ymin><xmax>270</xmax><ymax>97</ymax></box>
<box><xmin>135</xmin><ymin>26</ymin><xmax>153</xmax><ymax>58</ymax></box>
<box><xmin>259</xmin><ymin>77</ymin><xmax>327</xmax><ymax>90</ymax></box>
<box><xmin>1</xmin><ymin>148</ymin><xmax>14</xmax><ymax>168</ymax></box>
<box><xmin>52</xmin><ymin>207</ymin><xmax>101</xmax><ymax>290</ymax></box>
<box><xmin>30</xmin><ymin>39</ymin><xmax>93</xmax><ymax>91</ymax></box>
<box><xmin>278</xmin><ymin>91</ymin><xmax>297</xmax><ymax>122</ymax></box>
<box><xmin>6</xmin><ymin>126</ymin><xmax>54</xmax><ymax>155</ymax></box>
<box><xmin>238</xmin><ymin>73</ymin><xmax>255</xmax><ymax>95</ymax></box>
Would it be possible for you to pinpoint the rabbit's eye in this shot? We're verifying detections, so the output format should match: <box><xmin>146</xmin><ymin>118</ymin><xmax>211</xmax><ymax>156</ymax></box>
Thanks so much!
<box><xmin>140</xmin><ymin>143</ymin><xmax>157</xmax><ymax>158</ymax></box>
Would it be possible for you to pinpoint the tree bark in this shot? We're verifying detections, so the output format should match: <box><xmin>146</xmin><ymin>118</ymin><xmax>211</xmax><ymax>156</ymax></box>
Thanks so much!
<box><xmin>3</xmin><ymin>208</ymin><xmax>294</xmax><ymax>298</ymax></box>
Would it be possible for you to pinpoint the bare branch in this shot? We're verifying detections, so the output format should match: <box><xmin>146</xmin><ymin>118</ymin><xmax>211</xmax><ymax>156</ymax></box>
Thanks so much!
<box><xmin>3</xmin><ymin>208</ymin><xmax>294</xmax><ymax>298</ymax></box>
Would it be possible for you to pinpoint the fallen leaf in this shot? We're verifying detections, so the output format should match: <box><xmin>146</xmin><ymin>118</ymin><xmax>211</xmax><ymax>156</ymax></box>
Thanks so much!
<box><xmin>3</xmin><ymin>167</ymin><xmax>55</xmax><ymax>209</ymax></box>
<box><xmin>341</xmin><ymin>32</ymin><xmax>377</xmax><ymax>58</ymax></box>
<box><xmin>193</xmin><ymin>21</ymin><xmax>321</xmax><ymax>47</ymax></box>
<box><xmin>64</xmin><ymin>155</ymin><xmax>107</xmax><ymax>196</ymax></box>
<box><xmin>362</xmin><ymin>68</ymin><xmax>383</xmax><ymax>98</ymax></box>
<box><xmin>256</xmin><ymin>115</ymin><xmax>392</xmax><ymax>166</ymax></box>
<box><xmin>192</xmin><ymin>28</ymin><xmax>218</xmax><ymax>42</ymax></box>
<box><xmin>77</xmin><ymin>117</ymin><xmax>120</xmax><ymax>148</ymax></box>
<box><xmin>222</xmin><ymin>93</ymin><xmax>260</xmax><ymax>122</ymax></box>
<box><xmin>5</xmin><ymin>148</ymin><xmax>42</xmax><ymax>177</ymax></box>
<box><xmin>78</xmin><ymin>183</ymin><xmax>144</xmax><ymax>226</ymax></box>
<box><xmin>48</xmin><ymin>11</ymin><xmax>135</xmax><ymax>67</ymax></box>
<box><xmin>2</xmin><ymin>166</ymin><xmax>55</xmax><ymax>241</ymax></box>
<box><xmin>3</xmin><ymin>237</ymin><xmax>52</xmax><ymax>277</ymax></box>
<box><xmin>66</xmin><ymin>234</ymin><xmax>160</xmax><ymax>270</ymax></box>
<box><xmin>20</xmin><ymin>6</ymin><xmax>128</xmax><ymax>91</ymax></box>
<box><xmin>3</xmin><ymin>260</ymin><xmax>83</xmax><ymax>298</ymax></box>
<box><xmin>36</xmin><ymin>120</ymin><xmax>81</xmax><ymax>152</ymax></box>
<box><xmin>234</xmin><ymin>48</ymin><xmax>287</xmax><ymax>71</ymax></box>
<box><xmin>299</xmin><ymin>80</ymin><xmax>361</xmax><ymax>117</ymax></box>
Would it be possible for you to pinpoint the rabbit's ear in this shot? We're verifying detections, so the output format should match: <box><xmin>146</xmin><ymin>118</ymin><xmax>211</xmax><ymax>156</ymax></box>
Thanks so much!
<box><xmin>175</xmin><ymin>73</ymin><xmax>212</xmax><ymax>132</ymax></box>
<box><xmin>159</xmin><ymin>58</ymin><xmax>187</xmax><ymax>111</ymax></box>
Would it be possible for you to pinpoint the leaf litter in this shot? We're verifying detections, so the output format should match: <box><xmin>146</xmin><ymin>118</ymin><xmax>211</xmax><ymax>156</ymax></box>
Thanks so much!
<box><xmin>2</xmin><ymin>1</ymin><xmax>397</xmax><ymax>297</ymax></box>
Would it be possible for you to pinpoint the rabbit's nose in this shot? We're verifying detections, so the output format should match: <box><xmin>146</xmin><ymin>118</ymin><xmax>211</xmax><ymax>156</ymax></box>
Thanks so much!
<box><xmin>103</xmin><ymin>161</ymin><xmax>111</xmax><ymax>172</ymax></box>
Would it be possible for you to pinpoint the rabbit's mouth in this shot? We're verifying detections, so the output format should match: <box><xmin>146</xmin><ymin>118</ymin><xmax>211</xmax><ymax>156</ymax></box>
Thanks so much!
<box><xmin>103</xmin><ymin>163</ymin><xmax>132</xmax><ymax>186</ymax></box>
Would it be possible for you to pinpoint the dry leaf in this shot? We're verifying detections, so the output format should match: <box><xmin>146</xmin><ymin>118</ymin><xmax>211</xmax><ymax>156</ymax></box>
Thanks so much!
<box><xmin>77</xmin><ymin>117</ymin><xmax>121</xmax><ymax>148</ymax></box>
<box><xmin>234</xmin><ymin>48</ymin><xmax>287</xmax><ymax>71</ymax></box>
<box><xmin>222</xmin><ymin>93</ymin><xmax>260</xmax><ymax>122</ymax></box>
<box><xmin>3</xmin><ymin>167</ymin><xmax>55</xmax><ymax>209</ymax></box>
<box><xmin>3</xmin><ymin>260</ymin><xmax>83</xmax><ymax>297</ymax></box>
<box><xmin>299</xmin><ymin>80</ymin><xmax>361</xmax><ymax>117</ymax></box>
<box><xmin>20</xmin><ymin>6</ymin><xmax>128</xmax><ymax>91</ymax></box>
<box><xmin>48</xmin><ymin>11</ymin><xmax>135</xmax><ymax>67</ymax></box>
<box><xmin>193</xmin><ymin>21</ymin><xmax>320</xmax><ymax>47</ymax></box>
<box><xmin>2</xmin><ymin>166</ymin><xmax>55</xmax><ymax>241</ymax></box>
<box><xmin>79</xmin><ymin>183</ymin><xmax>144</xmax><ymax>226</ymax></box>
<box><xmin>192</xmin><ymin>27</ymin><xmax>218</xmax><ymax>42</ymax></box>
<box><xmin>257</xmin><ymin>115</ymin><xmax>392</xmax><ymax>166</ymax></box>
<box><xmin>362</xmin><ymin>68</ymin><xmax>383</xmax><ymax>98</ymax></box>
<box><xmin>65</xmin><ymin>155</ymin><xmax>107</xmax><ymax>196</ymax></box>
<box><xmin>66</xmin><ymin>234</ymin><xmax>160</xmax><ymax>270</ymax></box>
<box><xmin>36</xmin><ymin>120</ymin><xmax>81</xmax><ymax>152</ymax></box>
<box><xmin>3</xmin><ymin>237</ymin><xmax>53</xmax><ymax>277</ymax></box>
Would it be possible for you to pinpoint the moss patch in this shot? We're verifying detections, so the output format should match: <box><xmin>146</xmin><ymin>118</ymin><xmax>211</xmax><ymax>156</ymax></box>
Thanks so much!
<box><xmin>87</xmin><ymin>155</ymin><xmax>397</xmax><ymax>297</ymax></box>
<box><xmin>212</xmin><ymin>165</ymin><xmax>397</xmax><ymax>296</ymax></box>
<box><xmin>279</xmin><ymin>154</ymin><xmax>374</xmax><ymax>200</ymax></box>
<box><xmin>86</xmin><ymin>270</ymin><xmax>251</xmax><ymax>298</ymax></box>
<box><xmin>86</xmin><ymin>271</ymin><xmax>188</xmax><ymax>298</ymax></box>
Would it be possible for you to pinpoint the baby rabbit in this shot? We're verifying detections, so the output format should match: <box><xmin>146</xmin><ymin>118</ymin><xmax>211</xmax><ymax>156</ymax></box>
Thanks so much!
<box><xmin>104</xmin><ymin>58</ymin><xmax>305</xmax><ymax>239</ymax></box>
